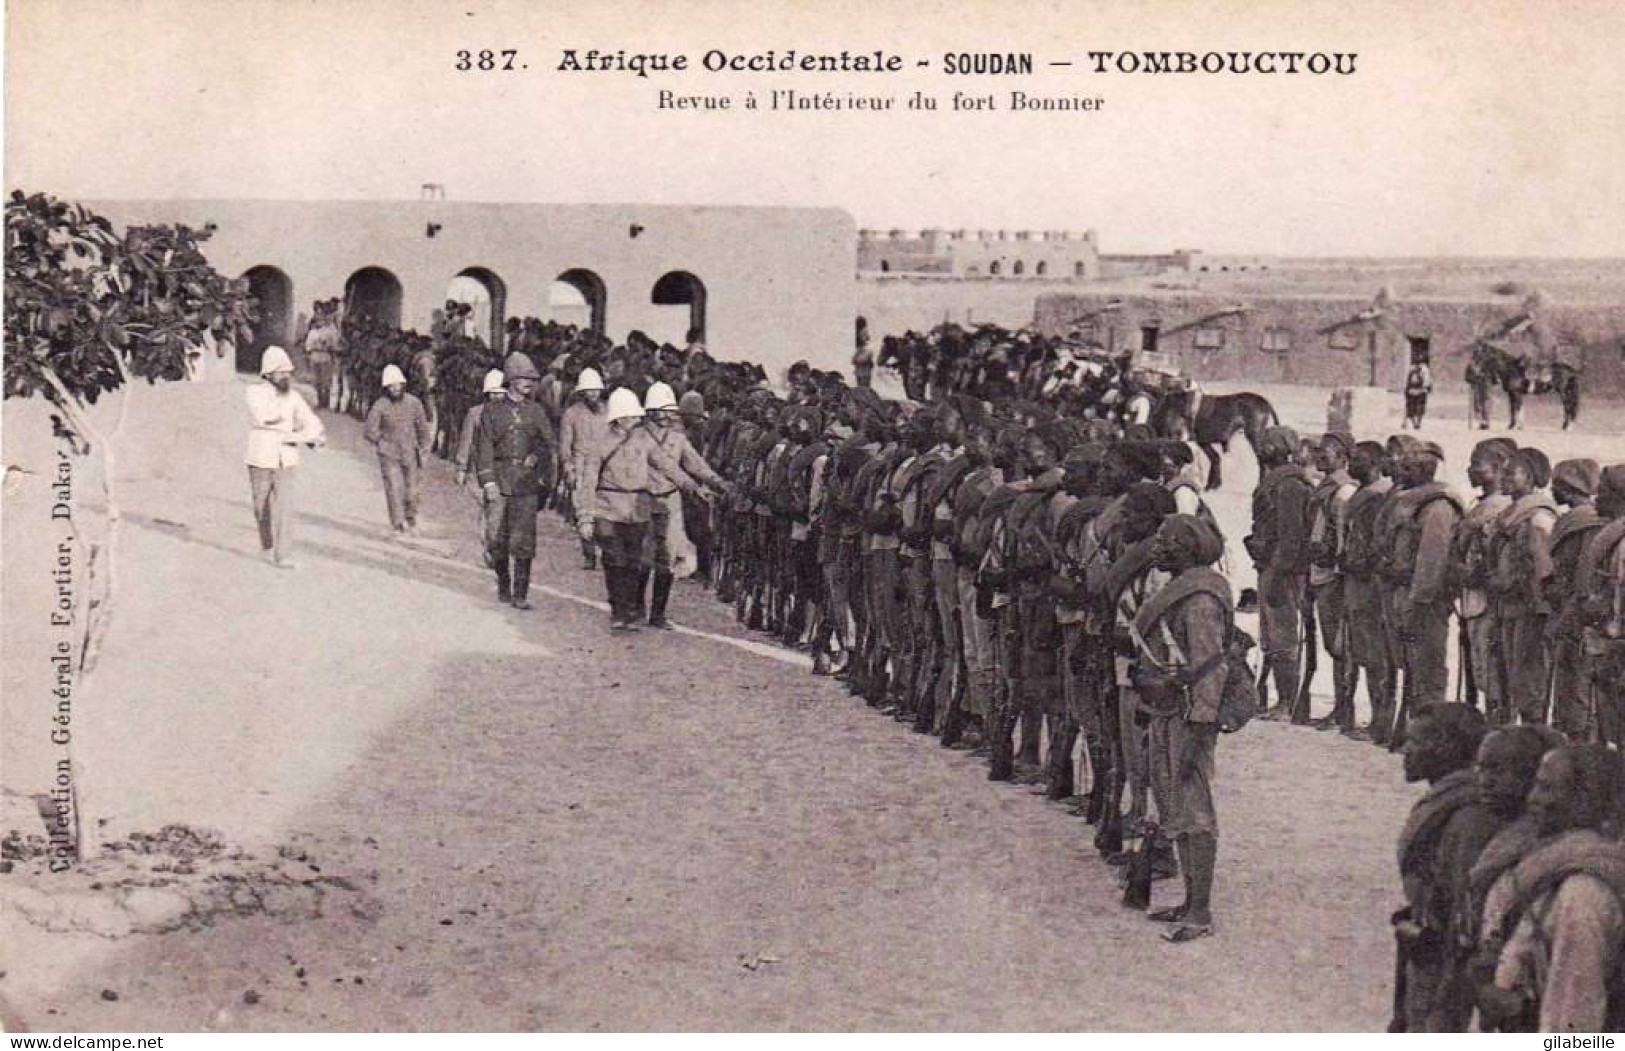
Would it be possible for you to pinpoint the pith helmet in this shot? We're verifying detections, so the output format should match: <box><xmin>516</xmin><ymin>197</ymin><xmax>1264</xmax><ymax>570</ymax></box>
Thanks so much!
<box><xmin>503</xmin><ymin>352</ymin><xmax>541</xmax><ymax>381</ymax></box>
<box><xmin>259</xmin><ymin>345</ymin><xmax>294</xmax><ymax>376</ymax></box>
<box><xmin>644</xmin><ymin>382</ymin><xmax>678</xmax><ymax>412</ymax></box>
<box><xmin>606</xmin><ymin>387</ymin><xmax>645</xmax><ymax>422</ymax></box>
<box><xmin>482</xmin><ymin>369</ymin><xmax>506</xmax><ymax>395</ymax></box>
<box><xmin>381</xmin><ymin>364</ymin><xmax>407</xmax><ymax>388</ymax></box>
<box><xmin>574</xmin><ymin>367</ymin><xmax>605</xmax><ymax>394</ymax></box>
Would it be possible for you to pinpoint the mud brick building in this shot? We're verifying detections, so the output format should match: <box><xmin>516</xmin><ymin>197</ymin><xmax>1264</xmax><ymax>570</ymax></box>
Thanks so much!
<box><xmin>1032</xmin><ymin>287</ymin><xmax>1625</xmax><ymax>395</ymax></box>
<box><xmin>90</xmin><ymin>200</ymin><xmax>856</xmax><ymax>380</ymax></box>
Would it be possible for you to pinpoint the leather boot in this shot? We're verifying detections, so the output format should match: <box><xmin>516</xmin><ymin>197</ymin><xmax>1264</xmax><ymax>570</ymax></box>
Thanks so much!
<box><xmin>632</xmin><ymin>567</ymin><xmax>651</xmax><ymax>623</ymax></box>
<box><xmin>1331</xmin><ymin>660</ymin><xmax>1355</xmax><ymax>730</ymax></box>
<box><xmin>495</xmin><ymin>558</ymin><xmax>512</xmax><ymax>603</ymax></box>
<box><xmin>1273</xmin><ymin>655</ymin><xmax>1303</xmax><ymax>724</ymax></box>
<box><xmin>1016</xmin><ymin>703</ymin><xmax>1043</xmax><ymax>769</ymax></box>
<box><xmin>1084</xmin><ymin>737</ymin><xmax>1111</xmax><ymax>825</ymax></box>
<box><xmin>1046</xmin><ymin>719</ymin><xmax>1078</xmax><ymax>800</ymax></box>
<box><xmin>987</xmin><ymin>708</ymin><xmax>1015</xmax><ymax>782</ymax></box>
<box><xmin>912</xmin><ymin>677</ymin><xmax>937</xmax><ymax>734</ymax></box>
<box><xmin>510</xmin><ymin>558</ymin><xmax>533</xmax><ymax>610</ymax></box>
<box><xmin>939</xmin><ymin>680</ymin><xmax>966</xmax><ymax>747</ymax></box>
<box><xmin>1368</xmin><ymin>669</ymin><xmax>1395</xmax><ymax>745</ymax></box>
<box><xmin>603</xmin><ymin>564</ymin><xmax>625</xmax><ymax>626</ymax></box>
<box><xmin>866</xmin><ymin>652</ymin><xmax>891</xmax><ymax>707</ymax></box>
<box><xmin>648</xmin><ymin>570</ymin><xmax>674</xmax><ymax>629</ymax></box>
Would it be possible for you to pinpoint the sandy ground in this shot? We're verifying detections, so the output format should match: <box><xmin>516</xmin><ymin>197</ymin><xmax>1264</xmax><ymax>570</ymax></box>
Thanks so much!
<box><xmin>1</xmin><ymin>376</ymin><xmax>1619</xmax><ymax>1031</ymax></box>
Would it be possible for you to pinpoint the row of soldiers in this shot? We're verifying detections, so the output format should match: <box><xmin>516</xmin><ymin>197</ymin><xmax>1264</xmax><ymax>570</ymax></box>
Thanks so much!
<box><xmin>1394</xmin><ymin>705</ymin><xmax>1625</xmax><ymax>1031</ymax></box>
<box><xmin>452</xmin><ymin>337</ymin><xmax>1625</xmax><ymax>1016</ymax></box>
<box><xmin>681</xmin><ymin>389</ymin><xmax>1250</xmax><ymax>945</ymax></box>
<box><xmin>1249</xmin><ymin>429</ymin><xmax>1625</xmax><ymax>750</ymax></box>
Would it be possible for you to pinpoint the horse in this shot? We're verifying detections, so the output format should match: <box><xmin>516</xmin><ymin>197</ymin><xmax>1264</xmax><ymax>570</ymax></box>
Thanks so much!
<box><xmin>1153</xmin><ymin>389</ymin><xmax>1280</xmax><ymax>490</ymax></box>
<box><xmin>1471</xmin><ymin>344</ymin><xmax>1582</xmax><ymax>430</ymax></box>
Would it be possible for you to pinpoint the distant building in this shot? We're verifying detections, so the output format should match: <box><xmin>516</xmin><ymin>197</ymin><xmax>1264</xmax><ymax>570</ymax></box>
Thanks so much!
<box><xmin>1033</xmin><ymin>287</ymin><xmax>1625</xmax><ymax>395</ymax></box>
<box><xmin>857</xmin><ymin>228</ymin><xmax>1101</xmax><ymax>280</ymax></box>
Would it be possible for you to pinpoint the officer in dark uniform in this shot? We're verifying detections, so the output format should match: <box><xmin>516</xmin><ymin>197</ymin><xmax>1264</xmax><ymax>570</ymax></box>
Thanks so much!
<box><xmin>476</xmin><ymin>352</ymin><xmax>558</xmax><ymax>609</ymax></box>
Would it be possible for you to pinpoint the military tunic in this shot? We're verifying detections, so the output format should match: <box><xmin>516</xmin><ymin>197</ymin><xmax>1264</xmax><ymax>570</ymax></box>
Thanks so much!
<box><xmin>476</xmin><ymin>398</ymin><xmax>558</xmax><ymax>559</ymax></box>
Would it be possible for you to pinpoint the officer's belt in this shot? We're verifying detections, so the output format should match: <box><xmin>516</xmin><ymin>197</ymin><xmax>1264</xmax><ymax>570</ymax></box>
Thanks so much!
<box><xmin>597</xmin><ymin>485</ymin><xmax>648</xmax><ymax>495</ymax></box>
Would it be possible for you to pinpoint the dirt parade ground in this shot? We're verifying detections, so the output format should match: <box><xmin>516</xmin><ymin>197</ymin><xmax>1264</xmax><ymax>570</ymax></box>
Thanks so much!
<box><xmin>2</xmin><ymin>375</ymin><xmax>1620</xmax><ymax>1032</ymax></box>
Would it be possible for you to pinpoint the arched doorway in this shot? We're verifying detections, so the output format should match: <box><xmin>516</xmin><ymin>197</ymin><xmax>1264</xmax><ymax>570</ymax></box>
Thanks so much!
<box><xmin>549</xmin><ymin>269</ymin><xmax>607</xmax><ymax>334</ymax></box>
<box><xmin>343</xmin><ymin>266</ymin><xmax>403</xmax><ymax>328</ymax></box>
<box><xmin>651</xmin><ymin>270</ymin><xmax>706</xmax><ymax>347</ymax></box>
<box><xmin>447</xmin><ymin>266</ymin><xmax>507</xmax><ymax>350</ymax></box>
<box><xmin>239</xmin><ymin>265</ymin><xmax>293</xmax><ymax>373</ymax></box>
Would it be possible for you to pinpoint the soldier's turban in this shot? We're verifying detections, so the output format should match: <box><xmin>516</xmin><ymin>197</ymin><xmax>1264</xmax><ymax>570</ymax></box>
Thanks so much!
<box><xmin>1386</xmin><ymin>433</ymin><xmax>1422</xmax><ymax>457</ymax></box>
<box><xmin>1259</xmin><ymin>426</ymin><xmax>1300</xmax><ymax>461</ymax></box>
<box><xmin>1472</xmin><ymin>437</ymin><xmax>1518</xmax><ymax>463</ymax></box>
<box><xmin>1598</xmin><ymin>464</ymin><xmax>1625</xmax><ymax>506</ymax></box>
<box><xmin>1552</xmin><ymin>458</ymin><xmax>1600</xmax><ymax>497</ymax></box>
<box><xmin>1155</xmin><ymin>513</ymin><xmax>1225</xmax><ymax>567</ymax></box>
<box><xmin>1320</xmin><ymin>432</ymin><xmax>1354</xmax><ymax>458</ymax></box>
<box><xmin>1514</xmin><ymin>447</ymin><xmax>1552</xmax><ymax>488</ymax></box>
<box><xmin>1117</xmin><ymin>440</ymin><xmax>1164</xmax><ymax>481</ymax></box>
<box><xmin>1123</xmin><ymin>481</ymin><xmax>1177</xmax><ymax>522</ymax></box>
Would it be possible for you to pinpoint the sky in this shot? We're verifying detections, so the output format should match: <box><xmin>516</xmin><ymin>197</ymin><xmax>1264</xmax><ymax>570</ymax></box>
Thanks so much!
<box><xmin>6</xmin><ymin>0</ymin><xmax>1625</xmax><ymax>257</ymax></box>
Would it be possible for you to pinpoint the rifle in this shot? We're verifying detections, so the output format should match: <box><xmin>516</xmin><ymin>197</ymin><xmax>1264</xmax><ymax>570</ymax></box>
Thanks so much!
<box><xmin>1540</xmin><ymin>639</ymin><xmax>1559</xmax><ymax>727</ymax></box>
<box><xmin>1457</xmin><ymin>613</ymin><xmax>1477</xmax><ymax>708</ymax></box>
<box><xmin>1293</xmin><ymin>592</ymin><xmax>1319</xmax><ymax>724</ymax></box>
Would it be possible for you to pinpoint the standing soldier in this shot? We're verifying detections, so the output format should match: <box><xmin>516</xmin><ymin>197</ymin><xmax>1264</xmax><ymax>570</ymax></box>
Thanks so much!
<box><xmin>859</xmin><ymin>420</ymin><xmax>909</xmax><ymax>706</ymax></box>
<box><xmin>1404</xmin><ymin>356</ymin><xmax>1433</xmax><ymax>430</ymax></box>
<box><xmin>303</xmin><ymin>308</ymin><xmax>343</xmax><ymax>411</ymax></box>
<box><xmin>643</xmin><ymin>381</ymin><xmax>730</xmax><ymax>629</ymax></box>
<box><xmin>1545</xmin><ymin>459</ymin><xmax>1603</xmax><ymax>739</ymax></box>
<box><xmin>455</xmin><ymin>369</ymin><xmax>506</xmax><ymax>486</ymax></box>
<box><xmin>1390</xmin><ymin>703</ymin><xmax>1490</xmax><ymax>1030</ymax></box>
<box><xmin>244</xmin><ymin>346</ymin><xmax>326</xmax><ymax>569</ymax></box>
<box><xmin>559</xmin><ymin>367</ymin><xmax>607</xmax><ymax>570</ymax></box>
<box><xmin>948</xmin><ymin>425</ymin><xmax>1007</xmax><ymax>747</ymax></box>
<box><xmin>895</xmin><ymin>410</ymin><xmax>955</xmax><ymax>728</ymax></box>
<box><xmin>1450</xmin><ymin>439</ymin><xmax>1516</xmax><ymax>721</ymax></box>
<box><xmin>476</xmin><ymin>352</ymin><xmax>557</xmax><ymax>610</ymax></box>
<box><xmin>1490</xmin><ymin>447</ymin><xmax>1557</xmax><ymax>724</ymax></box>
<box><xmin>1388</xmin><ymin>442</ymin><xmax>1466</xmax><ymax>721</ymax></box>
<box><xmin>1007</xmin><ymin>427</ymin><xmax>1070</xmax><ymax>783</ymax></box>
<box><xmin>455</xmin><ymin>368</ymin><xmax>507</xmax><ymax>566</ymax></box>
<box><xmin>1578</xmin><ymin>466</ymin><xmax>1625</xmax><ymax>746</ymax></box>
<box><xmin>1341</xmin><ymin>441</ymin><xmax>1396</xmax><ymax>742</ymax></box>
<box><xmin>1246</xmin><ymin>426</ymin><xmax>1313</xmax><ymax>722</ymax></box>
<box><xmin>363</xmin><ymin>363</ymin><xmax>433</xmax><ymax>537</ymax></box>
<box><xmin>920</xmin><ymin>410</ymin><xmax>975</xmax><ymax>735</ymax></box>
<box><xmin>1476</xmin><ymin>745</ymin><xmax>1625</xmax><ymax>1032</ymax></box>
<box><xmin>677</xmin><ymin>391</ymin><xmax>716</xmax><ymax>584</ymax></box>
<box><xmin>577</xmin><ymin>388</ymin><xmax>722</xmax><ymax>630</ymax></box>
<box><xmin>1131</xmin><ymin>513</ymin><xmax>1236</xmax><ymax>944</ymax></box>
<box><xmin>1308</xmin><ymin>433</ymin><xmax>1358</xmax><ymax>730</ymax></box>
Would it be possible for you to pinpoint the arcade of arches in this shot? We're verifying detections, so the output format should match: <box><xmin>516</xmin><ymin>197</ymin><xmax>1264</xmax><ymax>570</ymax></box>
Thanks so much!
<box><xmin>237</xmin><ymin>264</ymin><xmax>701</xmax><ymax>370</ymax></box>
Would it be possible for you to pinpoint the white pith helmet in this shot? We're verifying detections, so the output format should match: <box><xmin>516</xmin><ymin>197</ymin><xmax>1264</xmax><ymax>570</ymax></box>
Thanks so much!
<box><xmin>606</xmin><ymin>387</ymin><xmax>645</xmax><ymax>422</ymax></box>
<box><xmin>644</xmin><ymin>382</ymin><xmax>678</xmax><ymax>412</ymax></box>
<box><xmin>575</xmin><ymin>367</ymin><xmax>605</xmax><ymax>394</ymax></box>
